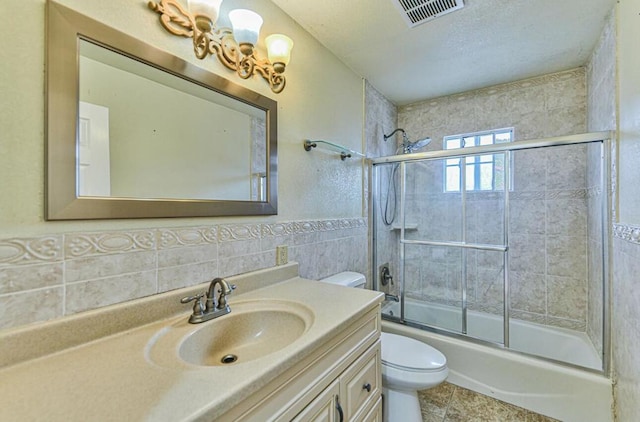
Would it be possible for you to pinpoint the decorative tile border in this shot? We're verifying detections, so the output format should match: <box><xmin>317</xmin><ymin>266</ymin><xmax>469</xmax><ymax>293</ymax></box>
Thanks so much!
<box><xmin>546</xmin><ymin>189</ymin><xmax>588</xmax><ymax>200</ymax></box>
<box><xmin>261</xmin><ymin>218</ymin><xmax>366</xmax><ymax>239</ymax></box>
<box><xmin>218</xmin><ymin>224</ymin><xmax>262</xmax><ymax>242</ymax></box>
<box><xmin>261</xmin><ymin>221</ymin><xmax>297</xmax><ymax>237</ymax></box>
<box><xmin>65</xmin><ymin>231</ymin><xmax>156</xmax><ymax>258</ymax></box>
<box><xmin>294</xmin><ymin>221</ymin><xmax>318</xmax><ymax>233</ymax></box>
<box><xmin>0</xmin><ymin>218</ymin><xmax>368</xmax><ymax>265</ymax></box>
<box><xmin>157</xmin><ymin>226</ymin><xmax>217</xmax><ymax>249</ymax></box>
<box><xmin>0</xmin><ymin>237</ymin><xmax>63</xmax><ymax>266</ymax></box>
<box><xmin>613</xmin><ymin>223</ymin><xmax>640</xmax><ymax>245</ymax></box>
<box><xmin>587</xmin><ymin>186</ymin><xmax>603</xmax><ymax>198</ymax></box>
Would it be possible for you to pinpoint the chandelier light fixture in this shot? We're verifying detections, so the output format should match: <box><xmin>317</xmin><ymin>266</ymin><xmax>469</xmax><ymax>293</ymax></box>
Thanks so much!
<box><xmin>148</xmin><ymin>0</ymin><xmax>294</xmax><ymax>93</ymax></box>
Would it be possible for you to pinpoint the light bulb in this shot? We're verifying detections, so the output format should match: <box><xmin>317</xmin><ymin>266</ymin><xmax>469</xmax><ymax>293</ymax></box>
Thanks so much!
<box><xmin>229</xmin><ymin>9</ymin><xmax>263</xmax><ymax>55</ymax></box>
<box><xmin>266</xmin><ymin>34</ymin><xmax>293</xmax><ymax>73</ymax></box>
<box><xmin>187</xmin><ymin>0</ymin><xmax>223</xmax><ymax>31</ymax></box>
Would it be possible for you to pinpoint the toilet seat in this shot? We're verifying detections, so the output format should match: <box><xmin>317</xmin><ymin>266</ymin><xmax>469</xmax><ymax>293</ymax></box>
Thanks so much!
<box><xmin>381</xmin><ymin>332</ymin><xmax>447</xmax><ymax>372</ymax></box>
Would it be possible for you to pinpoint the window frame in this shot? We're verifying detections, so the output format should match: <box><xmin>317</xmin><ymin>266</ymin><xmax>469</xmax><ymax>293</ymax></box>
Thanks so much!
<box><xmin>443</xmin><ymin>128</ymin><xmax>514</xmax><ymax>193</ymax></box>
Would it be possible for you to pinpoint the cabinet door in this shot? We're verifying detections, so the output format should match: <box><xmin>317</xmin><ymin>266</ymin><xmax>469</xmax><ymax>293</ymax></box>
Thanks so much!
<box><xmin>339</xmin><ymin>342</ymin><xmax>381</xmax><ymax>421</ymax></box>
<box><xmin>292</xmin><ymin>379</ymin><xmax>342</xmax><ymax>422</ymax></box>
<box><xmin>357</xmin><ymin>396</ymin><xmax>382</xmax><ymax>422</ymax></box>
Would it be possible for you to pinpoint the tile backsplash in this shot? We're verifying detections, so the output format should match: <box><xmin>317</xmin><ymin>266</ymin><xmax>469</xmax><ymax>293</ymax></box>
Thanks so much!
<box><xmin>0</xmin><ymin>218</ymin><xmax>367</xmax><ymax>331</ymax></box>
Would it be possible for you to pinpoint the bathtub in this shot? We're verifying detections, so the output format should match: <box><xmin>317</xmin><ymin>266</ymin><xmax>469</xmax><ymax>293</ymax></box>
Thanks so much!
<box><xmin>382</xmin><ymin>299</ymin><xmax>613</xmax><ymax>422</ymax></box>
<box><xmin>383</xmin><ymin>299</ymin><xmax>602</xmax><ymax>369</ymax></box>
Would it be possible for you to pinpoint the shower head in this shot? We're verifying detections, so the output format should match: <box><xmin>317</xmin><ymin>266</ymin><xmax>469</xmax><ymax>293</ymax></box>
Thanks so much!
<box><xmin>403</xmin><ymin>137</ymin><xmax>432</xmax><ymax>153</ymax></box>
<box><xmin>383</xmin><ymin>128</ymin><xmax>431</xmax><ymax>154</ymax></box>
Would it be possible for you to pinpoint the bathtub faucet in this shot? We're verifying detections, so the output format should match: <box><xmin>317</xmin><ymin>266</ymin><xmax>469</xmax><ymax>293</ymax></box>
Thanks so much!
<box><xmin>385</xmin><ymin>293</ymin><xmax>400</xmax><ymax>302</ymax></box>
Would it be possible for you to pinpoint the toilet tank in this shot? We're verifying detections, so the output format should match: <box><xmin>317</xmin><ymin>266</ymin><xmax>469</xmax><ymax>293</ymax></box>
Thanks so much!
<box><xmin>320</xmin><ymin>271</ymin><xmax>366</xmax><ymax>289</ymax></box>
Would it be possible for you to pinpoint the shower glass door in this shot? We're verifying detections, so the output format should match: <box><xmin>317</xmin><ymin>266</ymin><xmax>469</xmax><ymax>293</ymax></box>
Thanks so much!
<box><xmin>371</xmin><ymin>133</ymin><xmax>610</xmax><ymax>372</ymax></box>
<box><xmin>401</xmin><ymin>159</ymin><xmax>465</xmax><ymax>334</ymax></box>
<box><xmin>400</xmin><ymin>153</ymin><xmax>508</xmax><ymax>344</ymax></box>
<box><xmin>373</xmin><ymin>161</ymin><xmax>402</xmax><ymax>320</ymax></box>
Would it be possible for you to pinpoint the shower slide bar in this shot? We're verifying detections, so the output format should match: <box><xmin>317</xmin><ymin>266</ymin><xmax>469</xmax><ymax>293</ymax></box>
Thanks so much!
<box><xmin>370</xmin><ymin>131</ymin><xmax>613</xmax><ymax>164</ymax></box>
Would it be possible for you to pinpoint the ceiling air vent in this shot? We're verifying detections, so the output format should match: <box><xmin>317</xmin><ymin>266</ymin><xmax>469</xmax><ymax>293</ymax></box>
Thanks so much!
<box><xmin>393</xmin><ymin>0</ymin><xmax>465</xmax><ymax>28</ymax></box>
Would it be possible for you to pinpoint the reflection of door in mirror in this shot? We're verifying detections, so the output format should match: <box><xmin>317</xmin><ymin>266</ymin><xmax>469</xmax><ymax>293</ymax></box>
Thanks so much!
<box><xmin>251</xmin><ymin>116</ymin><xmax>267</xmax><ymax>201</ymax></box>
<box><xmin>78</xmin><ymin>101</ymin><xmax>111</xmax><ymax>197</ymax></box>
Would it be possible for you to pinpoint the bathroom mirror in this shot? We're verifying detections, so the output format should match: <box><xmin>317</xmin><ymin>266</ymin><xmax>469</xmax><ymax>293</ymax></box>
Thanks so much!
<box><xmin>46</xmin><ymin>1</ymin><xmax>277</xmax><ymax>219</ymax></box>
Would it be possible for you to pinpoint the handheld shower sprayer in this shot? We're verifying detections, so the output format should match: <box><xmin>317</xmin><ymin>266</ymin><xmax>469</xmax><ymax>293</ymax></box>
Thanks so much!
<box><xmin>383</xmin><ymin>128</ymin><xmax>432</xmax><ymax>154</ymax></box>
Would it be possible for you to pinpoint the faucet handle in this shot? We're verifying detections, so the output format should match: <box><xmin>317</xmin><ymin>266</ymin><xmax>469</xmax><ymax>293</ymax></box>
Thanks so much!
<box><xmin>181</xmin><ymin>292</ymin><xmax>206</xmax><ymax>316</ymax></box>
<box><xmin>216</xmin><ymin>280</ymin><xmax>236</xmax><ymax>294</ymax></box>
<box><xmin>217</xmin><ymin>284</ymin><xmax>236</xmax><ymax>308</ymax></box>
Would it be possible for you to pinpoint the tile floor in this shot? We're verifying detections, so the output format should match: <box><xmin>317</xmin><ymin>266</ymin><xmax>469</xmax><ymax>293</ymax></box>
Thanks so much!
<box><xmin>418</xmin><ymin>382</ymin><xmax>561</xmax><ymax>422</ymax></box>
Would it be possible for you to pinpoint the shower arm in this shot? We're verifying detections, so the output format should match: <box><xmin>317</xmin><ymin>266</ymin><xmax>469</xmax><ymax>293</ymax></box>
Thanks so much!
<box><xmin>383</xmin><ymin>128</ymin><xmax>407</xmax><ymax>142</ymax></box>
<box><xmin>384</xmin><ymin>128</ymin><xmax>431</xmax><ymax>154</ymax></box>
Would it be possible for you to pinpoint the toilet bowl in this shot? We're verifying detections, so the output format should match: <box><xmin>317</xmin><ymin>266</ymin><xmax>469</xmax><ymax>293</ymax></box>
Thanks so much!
<box><xmin>381</xmin><ymin>332</ymin><xmax>448</xmax><ymax>421</ymax></box>
<box><xmin>319</xmin><ymin>272</ymin><xmax>449</xmax><ymax>422</ymax></box>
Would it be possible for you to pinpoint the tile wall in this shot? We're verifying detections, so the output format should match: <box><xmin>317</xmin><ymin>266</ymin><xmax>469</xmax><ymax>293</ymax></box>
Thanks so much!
<box><xmin>0</xmin><ymin>218</ymin><xmax>367</xmax><ymax>330</ymax></box>
<box><xmin>364</xmin><ymin>81</ymin><xmax>400</xmax><ymax>294</ymax></box>
<box><xmin>586</xmin><ymin>9</ymin><xmax>617</xmax><ymax>357</ymax></box>
<box><xmin>611</xmin><ymin>0</ymin><xmax>640</xmax><ymax>418</ymax></box>
<box><xmin>398</xmin><ymin>68</ymin><xmax>587</xmax><ymax>150</ymax></box>
<box><xmin>612</xmin><ymin>225</ymin><xmax>640</xmax><ymax>421</ymax></box>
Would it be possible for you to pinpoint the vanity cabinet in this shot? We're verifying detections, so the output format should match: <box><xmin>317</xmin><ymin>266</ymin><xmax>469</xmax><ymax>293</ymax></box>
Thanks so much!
<box><xmin>292</xmin><ymin>342</ymin><xmax>381</xmax><ymax>422</ymax></box>
<box><xmin>291</xmin><ymin>378</ymin><xmax>341</xmax><ymax>421</ymax></box>
<box><xmin>220</xmin><ymin>305</ymin><xmax>382</xmax><ymax>422</ymax></box>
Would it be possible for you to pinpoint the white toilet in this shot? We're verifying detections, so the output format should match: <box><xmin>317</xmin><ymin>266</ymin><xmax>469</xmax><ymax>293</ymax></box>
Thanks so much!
<box><xmin>319</xmin><ymin>272</ymin><xmax>449</xmax><ymax>422</ymax></box>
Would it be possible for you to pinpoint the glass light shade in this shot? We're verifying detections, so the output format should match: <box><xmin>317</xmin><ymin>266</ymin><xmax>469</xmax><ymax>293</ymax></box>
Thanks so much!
<box><xmin>229</xmin><ymin>9</ymin><xmax>263</xmax><ymax>49</ymax></box>
<box><xmin>187</xmin><ymin>0</ymin><xmax>223</xmax><ymax>24</ymax></box>
<box><xmin>266</xmin><ymin>34</ymin><xmax>293</xmax><ymax>67</ymax></box>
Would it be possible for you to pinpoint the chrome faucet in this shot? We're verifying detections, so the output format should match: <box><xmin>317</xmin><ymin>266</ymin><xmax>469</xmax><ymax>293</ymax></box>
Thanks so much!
<box><xmin>181</xmin><ymin>277</ymin><xmax>236</xmax><ymax>324</ymax></box>
<box><xmin>385</xmin><ymin>293</ymin><xmax>400</xmax><ymax>302</ymax></box>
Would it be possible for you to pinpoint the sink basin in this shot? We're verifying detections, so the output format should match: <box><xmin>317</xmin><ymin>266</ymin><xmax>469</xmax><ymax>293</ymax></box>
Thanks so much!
<box><xmin>147</xmin><ymin>300</ymin><xmax>314</xmax><ymax>367</ymax></box>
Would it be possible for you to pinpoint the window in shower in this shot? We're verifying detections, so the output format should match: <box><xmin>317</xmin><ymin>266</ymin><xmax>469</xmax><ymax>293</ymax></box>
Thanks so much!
<box><xmin>443</xmin><ymin>128</ymin><xmax>513</xmax><ymax>192</ymax></box>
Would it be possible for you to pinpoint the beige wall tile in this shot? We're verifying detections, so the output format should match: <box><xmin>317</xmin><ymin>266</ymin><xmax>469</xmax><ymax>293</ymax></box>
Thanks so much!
<box><xmin>65</xmin><ymin>251</ymin><xmax>157</xmax><ymax>283</ymax></box>
<box><xmin>157</xmin><ymin>261</ymin><xmax>218</xmax><ymax>291</ymax></box>
<box><xmin>65</xmin><ymin>271</ymin><xmax>157</xmax><ymax>314</ymax></box>
<box><xmin>0</xmin><ymin>263</ymin><xmax>63</xmax><ymax>294</ymax></box>
<box><xmin>157</xmin><ymin>244</ymin><xmax>217</xmax><ymax>268</ymax></box>
<box><xmin>0</xmin><ymin>287</ymin><xmax>64</xmax><ymax>329</ymax></box>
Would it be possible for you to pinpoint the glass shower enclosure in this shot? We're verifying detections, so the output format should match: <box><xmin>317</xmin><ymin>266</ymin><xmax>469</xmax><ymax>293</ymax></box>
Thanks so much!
<box><xmin>371</xmin><ymin>132</ymin><xmax>611</xmax><ymax>372</ymax></box>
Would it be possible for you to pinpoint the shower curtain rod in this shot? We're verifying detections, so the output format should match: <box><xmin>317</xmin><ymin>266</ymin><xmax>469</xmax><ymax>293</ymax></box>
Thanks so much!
<box><xmin>370</xmin><ymin>131</ymin><xmax>613</xmax><ymax>165</ymax></box>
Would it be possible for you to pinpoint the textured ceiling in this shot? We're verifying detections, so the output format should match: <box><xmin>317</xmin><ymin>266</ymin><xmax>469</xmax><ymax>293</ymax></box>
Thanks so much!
<box><xmin>271</xmin><ymin>0</ymin><xmax>616</xmax><ymax>105</ymax></box>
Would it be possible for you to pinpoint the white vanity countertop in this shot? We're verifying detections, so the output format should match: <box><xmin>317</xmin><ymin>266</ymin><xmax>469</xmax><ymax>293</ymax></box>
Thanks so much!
<box><xmin>0</xmin><ymin>264</ymin><xmax>383</xmax><ymax>422</ymax></box>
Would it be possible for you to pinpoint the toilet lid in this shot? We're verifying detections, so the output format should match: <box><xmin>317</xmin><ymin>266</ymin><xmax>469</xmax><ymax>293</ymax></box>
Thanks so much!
<box><xmin>381</xmin><ymin>332</ymin><xmax>447</xmax><ymax>371</ymax></box>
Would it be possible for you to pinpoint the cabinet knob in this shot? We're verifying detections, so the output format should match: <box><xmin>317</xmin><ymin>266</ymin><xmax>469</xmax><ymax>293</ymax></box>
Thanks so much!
<box><xmin>362</xmin><ymin>382</ymin><xmax>372</xmax><ymax>393</ymax></box>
